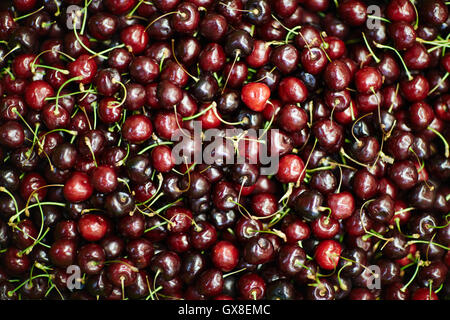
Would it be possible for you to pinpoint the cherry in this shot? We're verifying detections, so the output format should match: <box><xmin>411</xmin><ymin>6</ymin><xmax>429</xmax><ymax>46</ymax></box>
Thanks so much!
<box><xmin>323</xmin><ymin>60</ymin><xmax>351</xmax><ymax>92</ymax></box>
<box><xmin>195</xmin><ymin>268</ymin><xmax>223</xmax><ymax>297</ymax></box>
<box><xmin>129</xmin><ymin>56</ymin><xmax>159</xmax><ymax>84</ymax></box>
<box><xmin>386</xmin><ymin>0</ymin><xmax>416</xmax><ymax>23</ymax></box>
<box><xmin>190</xmin><ymin>221</ymin><xmax>217</xmax><ymax>250</ymax></box>
<box><xmin>211</xmin><ymin>240</ymin><xmax>239</xmax><ymax>272</ymax></box>
<box><xmin>49</xmin><ymin>238</ymin><xmax>77</xmax><ymax>267</ymax></box>
<box><xmin>277</xmin><ymin>77</ymin><xmax>308</xmax><ymax>103</ymax></box>
<box><xmin>88</xmin><ymin>12</ymin><xmax>118</xmax><ymax>41</ymax></box>
<box><xmin>400</xmin><ymin>75</ymin><xmax>429</xmax><ymax>102</ymax></box>
<box><xmin>243</xmin><ymin>235</ymin><xmax>274</xmax><ymax>265</ymax></box>
<box><xmin>64</xmin><ymin>172</ymin><xmax>94</xmax><ymax>203</ymax></box>
<box><xmin>77</xmin><ymin>243</ymin><xmax>106</xmax><ymax>275</ymax></box>
<box><xmin>277</xmin><ymin>243</ymin><xmax>306</xmax><ymax>276</ymax></box>
<box><xmin>276</xmin><ymin>154</ymin><xmax>305</xmax><ymax>184</ymax></box>
<box><xmin>311</xmin><ymin>216</ymin><xmax>340</xmax><ymax>240</ymax></box>
<box><xmin>420</xmin><ymin>0</ymin><xmax>449</xmax><ymax>25</ymax></box>
<box><xmin>313</xmin><ymin>119</ymin><xmax>344</xmax><ymax>152</ymax></box>
<box><xmin>354</xmin><ymin>67</ymin><xmax>382</xmax><ymax>94</ymax></box>
<box><xmin>20</xmin><ymin>172</ymin><xmax>47</xmax><ymax>203</ymax></box>
<box><xmin>120</xmin><ymin>24</ymin><xmax>148</xmax><ymax>54</ymax></box>
<box><xmin>151</xmin><ymin>251</ymin><xmax>181</xmax><ymax>280</ymax></box>
<box><xmin>240</xmin><ymin>82</ymin><xmax>270</xmax><ymax>112</ymax></box>
<box><xmin>78</xmin><ymin>213</ymin><xmax>108</xmax><ymax>242</ymax></box>
<box><xmin>412</xmin><ymin>288</ymin><xmax>438</xmax><ymax>300</ymax></box>
<box><xmin>11</xmin><ymin>219</ymin><xmax>37</xmax><ymax>250</ymax></box>
<box><xmin>108</xmin><ymin>48</ymin><xmax>132</xmax><ymax>73</ymax></box>
<box><xmin>0</xmin><ymin>121</ymin><xmax>24</xmax><ymax>148</ymax></box>
<box><xmin>270</xmin><ymin>44</ymin><xmax>299</xmax><ymax>75</ymax></box>
<box><xmin>171</xmin><ymin>2</ymin><xmax>200</xmax><ymax>33</ymax></box>
<box><xmin>314</xmin><ymin>239</ymin><xmax>342</xmax><ymax>270</ymax></box>
<box><xmin>106</xmin><ymin>258</ymin><xmax>137</xmax><ymax>287</ymax></box>
<box><xmin>104</xmin><ymin>0</ymin><xmax>137</xmax><ymax>15</ymax></box>
<box><xmin>121</xmin><ymin>114</ymin><xmax>153</xmax><ymax>144</ymax></box>
<box><xmin>3</xmin><ymin>247</ymin><xmax>30</xmax><ymax>275</ymax></box>
<box><xmin>238</xmin><ymin>272</ymin><xmax>266</xmax><ymax>300</ymax></box>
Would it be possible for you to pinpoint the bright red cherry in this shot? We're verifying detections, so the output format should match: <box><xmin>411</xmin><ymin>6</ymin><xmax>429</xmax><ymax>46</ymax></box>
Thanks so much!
<box><xmin>241</xmin><ymin>82</ymin><xmax>271</xmax><ymax>112</ymax></box>
<box><xmin>78</xmin><ymin>214</ymin><xmax>108</xmax><ymax>242</ymax></box>
<box><xmin>314</xmin><ymin>240</ymin><xmax>342</xmax><ymax>270</ymax></box>
<box><xmin>276</xmin><ymin>154</ymin><xmax>305</xmax><ymax>184</ymax></box>
<box><xmin>64</xmin><ymin>172</ymin><xmax>94</xmax><ymax>203</ymax></box>
<box><xmin>211</xmin><ymin>240</ymin><xmax>239</xmax><ymax>272</ymax></box>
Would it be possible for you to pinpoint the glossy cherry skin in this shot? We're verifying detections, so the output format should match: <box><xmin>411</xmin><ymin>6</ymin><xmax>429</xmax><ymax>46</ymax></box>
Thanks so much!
<box><xmin>67</xmin><ymin>54</ymin><xmax>98</xmax><ymax>85</ymax></box>
<box><xmin>323</xmin><ymin>60</ymin><xmax>351</xmax><ymax>91</ymax></box>
<box><xmin>20</xmin><ymin>172</ymin><xmax>47</xmax><ymax>203</ymax></box>
<box><xmin>3</xmin><ymin>247</ymin><xmax>30</xmax><ymax>275</ymax></box>
<box><xmin>77</xmin><ymin>243</ymin><xmax>106</xmax><ymax>275</ymax></box>
<box><xmin>24</xmin><ymin>80</ymin><xmax>54</xmax><ymax>111</ymax></box>
<box><xmin>314</xmin><ymin>240</ymin><xmax>342</xmax><ymax>270</ymax></box>
<box><xmin>240</xmin><ymin>82</ymin><xmax>270</xmax><ymax>112</ymax></box>
<box><xmin>106</xmin><ymin>258</ymin><xmax>137</xmax><ymax>287</ymax></box>
<box><xmin>49</xmin><ymin>238</ymin><xmax>77</xmax><ymax>268</ymax></box>
<box><xmin>195</xmin><ymin>268</ymin><xmax>223</xmax><ymax>297</ymax></box>
<box><xmin>64</xmin><ymin>172</ymin><xmax>94</xmax><ymax>203</ymax></box>
<box><xmin>238</xmin><ymin>272</ymin><xmax>266</xmax><ymax>300</ymax></box>
<box><xmin>122</xmin><ymin>115</ymin><xmax>153</xmax><ymax>144</ymax></box>
<box><xmin>386</xmin><ymin>0</ymin><xmax>416</xmax><ymax>23</ymax></box>
<box><xmin>277</xmin><ymin>77</ymin><xmax>308</xmax><ymax>103</ymax></box>
<box><xmin>211</xmin><ymin>240</ymin><xmax>239</xmax><ymax>272</ymax></box>
<box><xmin>104</xmin><ymin>0</ymin><xmax>137</xmax><ymax>15</ymax></box>
<box><xmin>412</xmin><ymin>288</ymin><xmax>438</xmax><ymax>300</ymax></box>
<box><xmin>276</xmin><ymin>154</ymin><xmax>305</xmax><ymax>184</ymax></box>
<box><xmin>78</xmin><ymin>213</ymin><xmax>108</xmax><ymax>242</ymax></box>
<box><xmin>0</xmin><ymin>121</ymin><xmax>24</xmax><ymax>149</ymax></box>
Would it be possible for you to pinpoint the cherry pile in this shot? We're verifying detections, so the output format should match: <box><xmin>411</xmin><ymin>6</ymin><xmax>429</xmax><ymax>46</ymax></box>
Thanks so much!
<box><xmin>0</xmin><ymin>0</ymin><xmax>448</xmax><ymax>301</ymax></box>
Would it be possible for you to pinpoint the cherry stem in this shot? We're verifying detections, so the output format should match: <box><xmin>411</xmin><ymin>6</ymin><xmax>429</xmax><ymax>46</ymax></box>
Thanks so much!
<box><xmin>8</xmin><ymin>274</ymin><xmax>50</xmax><ymax>297</ymax></box>
<box><xmin>367</xmin><ymin>15</ymin><xmax>391</xmax><ymax>23</ymax></box>
<box><xmin>182</xmin><ymin>101</ymin><xmax>216</xmax><ymax>121</ymax></box>
<box><xmin>427</xmin><ymin>126</ymin><xmax>449</xmax><ymax>158</ymax></box>
<box><xmin>111</xmin><ymin>79</ymin><xmax>128</xmax><ymax>108</ymax></box>
<box><xmin>223</xmin><ymin>267</ymin><xmax>247</xmax><ymax>278</ymax></box>
<box><xmin>72</xmin><ymin>18</ymin><xmax>106</xmax><ymax>59</ymax></box>
<box><xmin>407</xmin><ymin>239</ymin><xmax>450</xmax><ymax>251</ymax></box>
<box><xmin>362</xmin><ymin>32</ymin><xmax>380</xmax><ymax>63</ymax></box>
<box><xmin>2</xmin><ymin>45</ymin><xmax>20</xmax><ymax>61</ymax></box>
<box><xmin>401</xmin><ymin>259</ymin><xmax>422</xmax><ymax>292</ymax></box>
<box><xmin>137</xmin><ymin>141</ymin><xmax>173</xmax><ymax>155</ymax></box>
<box><xmin>80</xmin><ymin>0</ymin><xmax>93</xmax><ymax>35</ymax></box>
<box><xmin>92</xmin><ymin>44</ymin><xmax>126</xmax><ymax>59</ymax></box>
<box><xmin>340</xmin><ymin>147</ymin><xmax>370</xmax><ymax>169</ymax></box>
<box><xmin>145</xmin><ymin>11</ymin><xmax>181</xmax><ymax>31</ymax></box>
<box><xmin>428</xmin><ymin>72</ymin><xmax>449</xmax><ymax>96</ymax></box>
<box><xmin>171</xmin><ymin>39</ymin><xmax>199</xmax><ymax>82</ymax></box>
<box><xmin>373</xmin><ymin>42</ymin><xmax>413</xmax><ymax>81</ymax></box>
<box><xmin>127</xmin><ymin>0</ymin><xmax>147</xmax><ymax>17</ymax></box>
<box><xmin>46</xmin><ymin>90</ymin><xmax>96</xmax><ymax>101</ymax></box>
<box><xmin>14</xmin><ymin>6</ymin><xmax>45</xmax><ymax>21</ymax></box>
<box><xmin>212</xmin><ymin>105</ymin><xmax>245</xmax><ymax>126</ymax></box>
<box><xmin>0</xmin><ymin>187</ymin><xmax>19</xmax><ymax>217</ymax></box>
<box><xmin>285</xmin><ymin>26</ymin><xmax>302</xmax><ymax>44</ymax></box>
<box><xmin>55</xmin><ymin>76</ymin><xmax>82</xmax><ymax>112</ymax></box>
<box><xmin>32</xmin><ymin>64</ymin><xmax>69</xmax><ymax>75</ymax></box>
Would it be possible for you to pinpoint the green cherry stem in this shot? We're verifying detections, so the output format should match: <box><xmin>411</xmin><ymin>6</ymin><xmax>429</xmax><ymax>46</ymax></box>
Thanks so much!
<box><xmin>373</xmin><ymin>42</ymin><xmax>413</xmax><ymax>81</ymax></box>
<box><xmin>13</xmin><ymin>6</ymin><xmax>44</xmax><ymax>21</ymax></box>
<box><xmin>427</xmin><ymin>126</ymin><xmax>449</xmax><ymax>158</ymax></box>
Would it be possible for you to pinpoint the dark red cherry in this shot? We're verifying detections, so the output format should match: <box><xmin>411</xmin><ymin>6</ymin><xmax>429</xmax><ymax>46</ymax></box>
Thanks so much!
<box><xmin>122</xmin><ymin>114</ymin><xmax>153</xmax><ymax>144</ymax></box>
<box><xmin>323</xmin><ymin>60</ymin><xmax>351</xmax><ymax>91</ymax></box>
